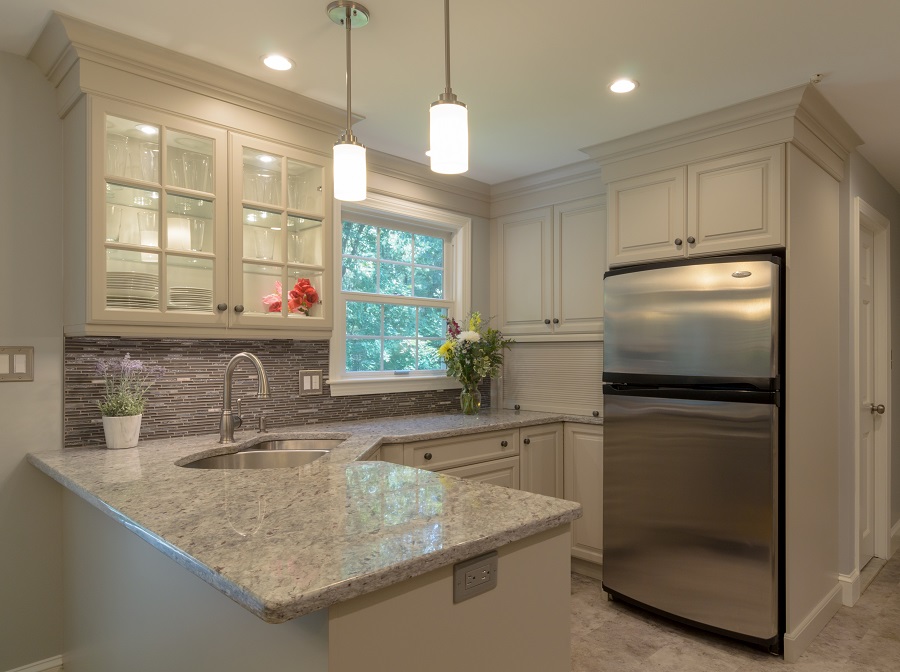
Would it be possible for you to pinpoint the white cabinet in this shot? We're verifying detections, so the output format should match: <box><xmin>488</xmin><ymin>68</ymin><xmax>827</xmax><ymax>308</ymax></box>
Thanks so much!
<box><xmin>520</xmin><ymin>423</ymin><xmax>564</xmax><ymax>498</ymax></box>
<box><xmin>563</xmin><ymin>423</ymin><xmax>603</xmax><ymax>566</ymax></box>
<box><xmin>64</xmin><ymin>96</ymin><xmax>332</xmax><ymax>337</ymax></box>
<box><xmin>440</xmin><ymin>457</ymin><xmax>520</xmax><ymax>489</ymax></box>
<box><xmin>496</xmin><ymin>197</ymin><xmax>606</xmax><ymax>338</ymax></box>
<box><xmin>607</xmin><ymin>145</ymin><xmax>784</xmax><ymax>266</ymax></box>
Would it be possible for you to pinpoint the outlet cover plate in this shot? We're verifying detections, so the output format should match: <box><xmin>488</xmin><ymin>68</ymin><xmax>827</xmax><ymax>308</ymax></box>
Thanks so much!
<box><xmin>453</xmin><ymin>550</ymin><xmax>498</xmax><ymax>603</ymax></box>
<box><xmin>0</xmin><ymin>346</ymin><xmax>34</xmax><ymax>382</ymax></box>
<box><xmin>299</xmin><ymin>369</ymin><xmax>323</xmax><ymax>396</ymax></box>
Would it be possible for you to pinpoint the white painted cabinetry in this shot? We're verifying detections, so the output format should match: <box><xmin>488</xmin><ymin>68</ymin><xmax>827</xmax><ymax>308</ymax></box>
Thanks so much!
<box><xmin>607</xmin><ymin>145</ymin><xmax>784</xmax><ymax>266</ymax></box>
<box><xmin>496</xmin><ymin>197</ymin><xmax>606</xmax><ymax>338</ymax></box>
<box><xmin>564</xmin><ymin>423</ymin><xmax>603</xmax><ymax>567</ymax></box>
<box><xmin>519</xmin><ymin>423</ymin><xmax>564</xmax><ymax>498</ymax></box>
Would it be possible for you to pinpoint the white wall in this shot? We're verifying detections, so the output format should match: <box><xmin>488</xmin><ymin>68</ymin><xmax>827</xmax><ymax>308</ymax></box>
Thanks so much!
<box><xmin>847</xmin><ymin>152</ymin><xmax>900</xmax><ymax>535</ymax></box>
<box><xmin>0</xmin><ymin>52</ymin><xmax>64</xmax><ymax>669</ymax></box>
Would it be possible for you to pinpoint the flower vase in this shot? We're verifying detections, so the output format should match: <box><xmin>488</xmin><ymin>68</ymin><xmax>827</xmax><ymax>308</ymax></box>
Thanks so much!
<box><xmin>102</xmin><ymin>414</ymin><xmax>142</xmax><ymax>449</ymax></box>
<box><xmin>460</xmin><ymin>386</ymin><xmax>482</xmax><ymax>415</ymax></box>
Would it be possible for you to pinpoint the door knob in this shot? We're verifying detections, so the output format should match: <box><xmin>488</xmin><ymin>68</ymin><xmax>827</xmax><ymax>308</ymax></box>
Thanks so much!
<box><xmin>871</xmin><ymin>403</ymin><xmax>886</xmax><ymax>415</ymax></box>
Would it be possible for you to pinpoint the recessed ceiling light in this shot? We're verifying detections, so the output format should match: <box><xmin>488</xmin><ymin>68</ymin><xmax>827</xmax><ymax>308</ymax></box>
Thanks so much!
<box><xmin>263</xmin><ymin>54</ymin><xmax>294</xmax><ymax>71</ymax></box>
<box><xmin>609</xmin><ymin>78</ymin><xmax>638</xmax><ymax>94</ymax></box>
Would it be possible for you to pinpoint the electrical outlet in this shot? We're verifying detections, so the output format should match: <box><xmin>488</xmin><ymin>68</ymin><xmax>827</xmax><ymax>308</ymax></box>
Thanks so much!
<box><xmin>453</xmin><ymin>551</ymin><xmax>498</xmax><ymax>603</ymax></box>
<box><xmin>298</xmin><ymin>369</ymin><xmax>323</xmax><ymax>396</ymax></box>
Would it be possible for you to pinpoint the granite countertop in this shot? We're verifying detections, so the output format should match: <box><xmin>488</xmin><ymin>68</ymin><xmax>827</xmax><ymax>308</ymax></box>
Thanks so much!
<box><xmin>28</xmin><ymin>409</ymin><xmax>594</xmax><ymax>623</ymax></box>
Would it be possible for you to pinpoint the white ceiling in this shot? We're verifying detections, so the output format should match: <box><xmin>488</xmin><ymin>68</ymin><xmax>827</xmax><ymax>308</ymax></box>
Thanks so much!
<box><xmin>3</xmin><ymin>0</ymin><xmax>900</xmax><ymax>190</ymax></box>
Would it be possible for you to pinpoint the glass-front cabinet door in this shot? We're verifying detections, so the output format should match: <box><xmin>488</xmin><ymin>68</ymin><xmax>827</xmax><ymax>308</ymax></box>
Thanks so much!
<box><xmin>229</xmin><ymin>133</ymin><xmax>331</xmax><ymax>331</ymax></box>
<box><xmin>92</xmin><ymin>101</ymin><xmax>228</xmax><ymax>326</ymax></box>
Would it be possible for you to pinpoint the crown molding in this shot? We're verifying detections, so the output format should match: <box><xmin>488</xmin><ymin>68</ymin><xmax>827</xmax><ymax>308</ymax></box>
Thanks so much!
<box><xmin>28</xmin><ymin>12</ymin><xmax>353</xmax><ymax>135</ymax></box>
<box><xmin>581</xmin><ymin>84</ymin><xmax>862</xmax><ymax>182</ymax></box>
<box><xmin>490</xmin><ymin>159</ymin><xmax>603</xmax><ymax>202</ymax></box>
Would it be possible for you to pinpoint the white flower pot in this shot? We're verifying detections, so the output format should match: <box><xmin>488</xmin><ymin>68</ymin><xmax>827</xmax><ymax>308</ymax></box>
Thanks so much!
<box><xmin>102</xmin><ymin>414</ymin><xmax>142</xmax><ymax>449</ymax></box>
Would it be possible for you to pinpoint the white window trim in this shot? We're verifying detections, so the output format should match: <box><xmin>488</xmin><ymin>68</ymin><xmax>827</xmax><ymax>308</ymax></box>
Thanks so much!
<box><xmin>328</xmin><ymin>192</ymin><xmax>471</xmax><ymax>396</ymax></box>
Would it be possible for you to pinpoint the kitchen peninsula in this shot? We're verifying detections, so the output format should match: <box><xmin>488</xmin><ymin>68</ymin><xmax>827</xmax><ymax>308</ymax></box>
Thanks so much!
<box><xmin>28</xmin><ymin>410</ymin><xmax>583</xmax><ymax>672</ymax></box>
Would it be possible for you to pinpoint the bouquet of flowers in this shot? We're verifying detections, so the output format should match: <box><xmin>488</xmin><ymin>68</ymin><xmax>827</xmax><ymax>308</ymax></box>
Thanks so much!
<box><xmin>262</xmin><ymin>278</ymin><xmax>319</xmax><ymax>316</ymax></box>
<box><xmin>438</xmin><ymin>312</ymin><xmax>513</xmax><ymax>414</ymax></box>
<box><xmin>95</xmin><ymin>353</ymin><xmax>163</xmax><ymax>417</ymax></box>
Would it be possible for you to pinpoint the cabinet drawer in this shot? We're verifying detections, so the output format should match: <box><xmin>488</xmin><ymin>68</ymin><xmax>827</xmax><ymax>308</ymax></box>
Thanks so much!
<box><xmin>404</xmin><ymin>429</ymin><xmax>519</xmax><ymax>471</ymax></box>
<box><xmin>438</xmin><ymin>456</ymin><xmax>520</xmax><ymax>489</ymax></box>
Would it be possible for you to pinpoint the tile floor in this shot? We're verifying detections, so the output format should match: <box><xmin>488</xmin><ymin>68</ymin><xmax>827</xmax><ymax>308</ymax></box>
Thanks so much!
<box><xmin>571</xmin><ymin>551</ymin><xmax>900</xmax><ymax>670</ymax></box>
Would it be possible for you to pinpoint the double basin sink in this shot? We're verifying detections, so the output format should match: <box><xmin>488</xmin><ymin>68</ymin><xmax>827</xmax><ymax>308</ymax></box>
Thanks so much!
<box><xmin>180</xmin><ymin>438</ymin><xmax>344</xmax><ymax>470</ymax></box>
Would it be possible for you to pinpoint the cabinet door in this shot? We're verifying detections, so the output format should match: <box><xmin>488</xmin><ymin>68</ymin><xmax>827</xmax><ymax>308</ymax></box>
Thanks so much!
<box><xmin>564</xmin><ymin>423</ymin><xmax>603</xmax><ymax>564</ymax></box>
<box><xmin>607</xmin><ymin>167</ymin><xmax>686</xmax><ymax>266</ymax></box>
<box><xmin>554</xmin><ymin>197</ymin><xmax>606</xmax><ymax>335</ymax></box>
<box><xmin>687</xmin><ymin>145</ymin><xmax>785</xmax><ymax>256</ymax></box>
<box><xmin>439</xmin><ymin>456</ymin><xmax>520</xmax><ymax>489</ymax></box>
<box><xmin>229</xmin><ymin>133</ymin><xmax>332</xmax><ymax>332</ymax></box>
<box><xmin>496</xmin><ymin>207</ymin><xmax>553</xmax><ymax>335</ymax></box>
<box><xmin>520</xmin><ymin>423</ymin><xmax>564</xmax><ymax>498</ymax></box>
<box><xmin>92</xmin><ymin>100</ymin><xmax>229</xmax><ymax>327</ymax></box>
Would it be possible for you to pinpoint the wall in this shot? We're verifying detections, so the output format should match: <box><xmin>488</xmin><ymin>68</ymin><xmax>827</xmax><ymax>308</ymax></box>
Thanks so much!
<box><xmin>847</xmin><ymin>152</ymin><xmax>900</xmax><ymax>535</ymax></box>
<box><xmin>64</xmin><ymin>337</ymin><xmax>490</xmax><ymax>447</ymax></box>
<box><xmin>0</xmin><ymin>53</ymin><xmax>64</xmax><ymax>670</ymax></box>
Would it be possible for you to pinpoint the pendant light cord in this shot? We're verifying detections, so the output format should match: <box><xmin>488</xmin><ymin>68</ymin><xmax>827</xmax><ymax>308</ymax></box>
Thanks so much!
<box><xmin>444</xmin><ymin>0</ymin><xmax>452</xmax><ymax>95</ymax></box>
<box><xmin>345</xmin><ymin>6</ymin><xmax>353</xmax><ymax>136</ymax></box>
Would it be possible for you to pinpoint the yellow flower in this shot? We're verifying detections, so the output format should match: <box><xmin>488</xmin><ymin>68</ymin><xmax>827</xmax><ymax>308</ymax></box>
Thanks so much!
<box><xmin>438</xmin><ymin>340</ymin><xmax>455</xmax><ymax>357</ymax></box>
<box><xmin>468</xmin><ymin>312</ymin><xmax>482</xmax><ymax>331</ymax></box>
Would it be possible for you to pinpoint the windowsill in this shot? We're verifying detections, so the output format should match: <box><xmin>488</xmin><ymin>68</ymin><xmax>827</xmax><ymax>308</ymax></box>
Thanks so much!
<box><xmin>326</xmin><ymin>375</ymin><xmax>462</xmax><ymax>397</ymax></box>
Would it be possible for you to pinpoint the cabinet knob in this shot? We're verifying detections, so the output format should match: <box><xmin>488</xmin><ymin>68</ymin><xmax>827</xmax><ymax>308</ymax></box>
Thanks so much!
<box><xmin>234</xmin><ymin>304</ymin><xmax>245</xmax><ymax>313</ymax></box>
<box><xmin>500</xmin><ymin>440</ymin><xmax>508</xmax><ymax>448</ymax></box>
<box><xmin>424</xmin><ymin>452</ymin><xmax>433</xmax><ymax>461</ymax></box>
<box><xmin>216</xmin><ymin>303</ymin><xmax>227</xmax><ymax>312</ymax></box>
<box><xmin>552</xmin><ymin>318</ymin><xmax>559</xmax><ymax>324</ymax></box>
<box><xmin>514</xmin><ymin>404</ymin><xmax>521</xmax><ymax>410</ymax></box>
<box><xmin>674</xmin><ymin>238</ymin><xmax>683</xmax><ymax>246</ymax></box>
<box><xmin>593</xmin><ymin>410</ymin><xmax>600</xmax><ymax>418</ymax></box>
<box><xmin>523</xmin><ymin>438</ymin><xmax>531</xmax><ymax>445</ymax></box>
<box><xmin>544</xmin><ymin>319</ymin><xmax>551</xmax><ymax>325</ymax></box>
<box><xmin>687</xmin><ymin>236</ymin><xmax>696</xmax><ymax>244</ymax></box>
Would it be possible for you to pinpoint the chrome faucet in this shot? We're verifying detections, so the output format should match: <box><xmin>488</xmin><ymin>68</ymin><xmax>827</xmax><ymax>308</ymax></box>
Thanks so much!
<box><xmin>220</xmin><ymin>352</ymin><xmax>271</xmax><ymax>443</ymax></box>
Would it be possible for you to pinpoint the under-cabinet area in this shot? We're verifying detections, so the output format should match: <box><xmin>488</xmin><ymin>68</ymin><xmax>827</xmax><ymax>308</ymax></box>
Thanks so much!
<box><xmin>375</xmin><ymin>421</ymin><xmax>602</xmax><ymax>568</ymax></box>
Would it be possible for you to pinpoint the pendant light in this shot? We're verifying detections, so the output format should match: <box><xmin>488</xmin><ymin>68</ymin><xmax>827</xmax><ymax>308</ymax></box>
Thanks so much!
<box><xmin>328</xmin><ymin>1</ymin><xmax>369</xmax><ymax>201</ymax></box>
<box><xmin>430</xmin><ymin>0</ymin><xmax>468</xmax><ymax>174</ymax></box>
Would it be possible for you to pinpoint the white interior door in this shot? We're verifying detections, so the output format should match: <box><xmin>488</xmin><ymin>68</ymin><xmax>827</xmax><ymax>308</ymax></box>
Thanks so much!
<box><xmin>858</xmin><ymin>225</ymin><xmax>876</xmax><ymax>568</ymax></box>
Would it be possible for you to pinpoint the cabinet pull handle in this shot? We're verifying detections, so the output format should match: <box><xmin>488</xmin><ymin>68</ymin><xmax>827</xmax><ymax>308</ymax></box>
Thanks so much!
<box><xmin>234</xmin><ymin>304</ymin><xmax>245</xmax><ymax>313</ymax></box>
<box><xmin>500</xmin><ymin>440</ymin><xmax>508</xmax><ymax>447</ymax></box>
<box><xmin>552</xmin><ymin>318</ymin><xmax>559</xmax><ymax>324</ymax></box>
<box><xmin>674</xmin><ymin>238</ymin><xmax>683</xmax><ymax>246</ymax></box>
<box><xmin>523</xmin><ymin>438</ymin><xmax>531</xmax><ymax>445</ymax></box>
<box><xmin>424</xmin><ymin>452</ymin><xmax>433</xmax><ymax>460</ymax></box>
<box><xmin>544</xmin><ymin>319</ymin><xmax>551</xmax><ymax>324</ymax></box>
<box><xmin>217</xmin><ymin>303</ymin><xmax>227</xmax><ymax>312</ymax></box>
<box><xmin>687</xmin><ymin>236</ymin><xmax>696</xmax><ymax>244</ymax></box>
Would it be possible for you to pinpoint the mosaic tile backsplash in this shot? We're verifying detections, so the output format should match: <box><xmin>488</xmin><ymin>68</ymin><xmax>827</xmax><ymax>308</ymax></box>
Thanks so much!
<box><xmin>64</xmin><ymin>337</ymin><xmax>490</xmax><ymax>447</ymax></box>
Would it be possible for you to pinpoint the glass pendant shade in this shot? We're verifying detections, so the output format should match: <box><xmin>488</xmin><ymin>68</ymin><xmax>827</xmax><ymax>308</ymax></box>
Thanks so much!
<box><xmin>430</xmin><ymin>101</ymin><xmax>468</xmax><ymax>174</ymax></box>
<box><xmin>333</xmin><ymin>141</ymin><xmax>367</xmax><ymax>202</ymax></box>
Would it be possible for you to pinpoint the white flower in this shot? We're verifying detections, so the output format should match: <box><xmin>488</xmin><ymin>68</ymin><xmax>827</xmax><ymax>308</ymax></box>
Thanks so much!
<box><xmin>458</xmin><ymin>330</ymin><xmax>481</xmax><ymax>342</ymax></box>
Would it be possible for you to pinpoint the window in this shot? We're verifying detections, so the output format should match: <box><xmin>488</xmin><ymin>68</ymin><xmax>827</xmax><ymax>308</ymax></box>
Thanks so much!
<box><xmin>329</xmin><ymin>194</ymin><xmax>471</xmax><ymax>395</ymax></box>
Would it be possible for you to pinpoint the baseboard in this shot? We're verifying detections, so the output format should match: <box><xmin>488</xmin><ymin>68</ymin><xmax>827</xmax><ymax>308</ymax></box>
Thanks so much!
<box><xmin>4</xmin><ymin>656</ymin><xmax>63</xmax><ymax>672</ymax></box>
<box><xmin>571</xmin><ymin>556</ymin><xmax>603</xmax><ymax>582</ymax></box>
<box><xmin>838</xmin><ymin>569</ymin><xmax>860</xmax><ymax>606</ymax></box>
<box><xmin>783</xmin><ymin>583</ymin><xmax>842</xmax><ymax>663</ymax></box>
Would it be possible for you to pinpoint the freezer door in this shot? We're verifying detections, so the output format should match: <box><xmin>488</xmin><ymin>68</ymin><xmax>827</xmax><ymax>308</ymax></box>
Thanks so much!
<box><xmin>603</xmin><ymin>257</ymin><xmax>780</xmax><ymax>386</ymax></box>
<box><xmin>602</xmin><ymin>390</ymin><xmax>779</xmax><ymax>642</ymax></box>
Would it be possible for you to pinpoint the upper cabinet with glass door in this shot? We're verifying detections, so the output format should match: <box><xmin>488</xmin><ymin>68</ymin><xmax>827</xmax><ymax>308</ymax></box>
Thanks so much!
<box><xmin>95</xmin><ymin>101</ymin><xmax>228</xmax><ymax>327</ymax></box>
<box><xmin>229</xmin><ymin>133</ymin><xmax>331</xmax><ymax>332</ymax></box>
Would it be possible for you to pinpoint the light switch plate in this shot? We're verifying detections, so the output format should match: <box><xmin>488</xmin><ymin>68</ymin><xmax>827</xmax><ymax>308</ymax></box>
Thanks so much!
<box><xmin>0</xmin><ymin>346</ymin><xmax>34</xmax><ymax>382</ymax></box>
<box><xmin>298</xmin><ymin>369</ymin><xmax>323</xmax><ymax>396</ymax></box>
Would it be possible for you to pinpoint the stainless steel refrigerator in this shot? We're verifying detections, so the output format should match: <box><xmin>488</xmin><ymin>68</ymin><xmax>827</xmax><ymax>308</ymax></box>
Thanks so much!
<box><xmin>602</xmin><ymin>254</ymin><xmax>783</xmax><ymax>652</ymax></box>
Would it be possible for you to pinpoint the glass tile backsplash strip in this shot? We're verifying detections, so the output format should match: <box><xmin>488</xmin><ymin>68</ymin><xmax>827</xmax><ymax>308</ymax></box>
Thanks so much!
<box><xmin>64</xmin><ymin>337</ymin><xmax>489</xmax><ymax>448</ymax></box>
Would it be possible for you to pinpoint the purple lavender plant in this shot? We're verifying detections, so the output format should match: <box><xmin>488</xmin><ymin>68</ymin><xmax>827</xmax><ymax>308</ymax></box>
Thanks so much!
<box><xmin>95</xmin><ymin>353</ymin><xmax>164</xmax><ymax>417</ymax></box>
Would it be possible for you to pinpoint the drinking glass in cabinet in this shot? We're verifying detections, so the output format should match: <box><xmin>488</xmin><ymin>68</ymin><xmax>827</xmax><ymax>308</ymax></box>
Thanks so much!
<box><xmin>166</xmin><ymin>194</ymin><xmax>213</xmax><ymax>252</ymax></box>
<box><xmin>106</xmin><ymin>116</ymin><xmax>160</xmax><ymax>181</ymax></box>
<box><xmin>105</xmin><ymin>249</ymin><xmax>159</xmax><ymax>311</ymax></box>
<box><xmin>286</xmin><ymin>216</ymin><xmax>322</xmax><ymax>265</ymax></box>
<box><xmin>287</xmin><ymin>159</ymin><xmax>322</xmax><ymax>213</ymax></box>
<box><xmin>243</xmin><ymin>208</ymin><xmax>282</xmax><ymax>261</ymax></box>
<box><xmin>166</xmin><ymin>256</ymin><xmax>214</xmax><ymax>313</ymax></box>
<box><xmin>167</xmin><ymin>130</ymin><xmax>214</xmax><ymax>191</ymax></box>
<box><xmin>106</xmin><ymin>203</ymin><xmax>123</xmax><ymax>242</ymax></box>
<box><xmin>243</xmin><ymin>148</ymin><xmax>282</xmax><ymax>206</ymax></box>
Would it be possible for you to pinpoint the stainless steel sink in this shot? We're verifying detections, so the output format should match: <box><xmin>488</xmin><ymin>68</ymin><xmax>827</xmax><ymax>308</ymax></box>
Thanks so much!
<box><xmin>181</xmin><ymin>438</ymin><xmax>343</xmax><ymax>469</ymax></box>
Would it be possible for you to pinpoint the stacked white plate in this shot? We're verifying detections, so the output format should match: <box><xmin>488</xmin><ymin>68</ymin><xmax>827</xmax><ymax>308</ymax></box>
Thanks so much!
<box><xmin>168</xmin><ymin>286</ymin><xmax>213</xmax><ymax>312</ymax></box>
<box><xmin>107</xmin><ymin>272</ymin><xmax>158</xmax><ymax>309</ymax></box>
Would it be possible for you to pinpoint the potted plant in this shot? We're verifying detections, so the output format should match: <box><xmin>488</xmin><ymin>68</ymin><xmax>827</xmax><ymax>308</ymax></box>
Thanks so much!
<box><xmin>95</xmin><ymin>354</ymin><xmax>162</xmax><ymax>449</ymax></box>
<box><xmin>438</xmin><ymin>312</ymin><xmax>513</xmax><ymax>414</ymax></box>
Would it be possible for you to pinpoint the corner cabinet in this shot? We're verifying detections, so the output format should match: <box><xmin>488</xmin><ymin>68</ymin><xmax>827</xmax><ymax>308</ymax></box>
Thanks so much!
<box><xmin>519</xmin><ymin>423</ymin><xmax>564</xmax><ymax>498</ymax></box>
<box><xmin>607</xmin><ymin>145</ymin><xmax>784</xmax><ymax>266</ymax></box>
<box><xmin>64</xmin><ymin>96</ymin><xmax>332</xmax><ymax>337</ymax></box>
<box><xmin>495</xmin><ymin>196</ymin><xmax>606</xmax><ymax>338</ymax></box>
<box><xmin>563</xmin><ymin>423</ymin><xmax>603</xmax><ymax>566</ymax></box>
